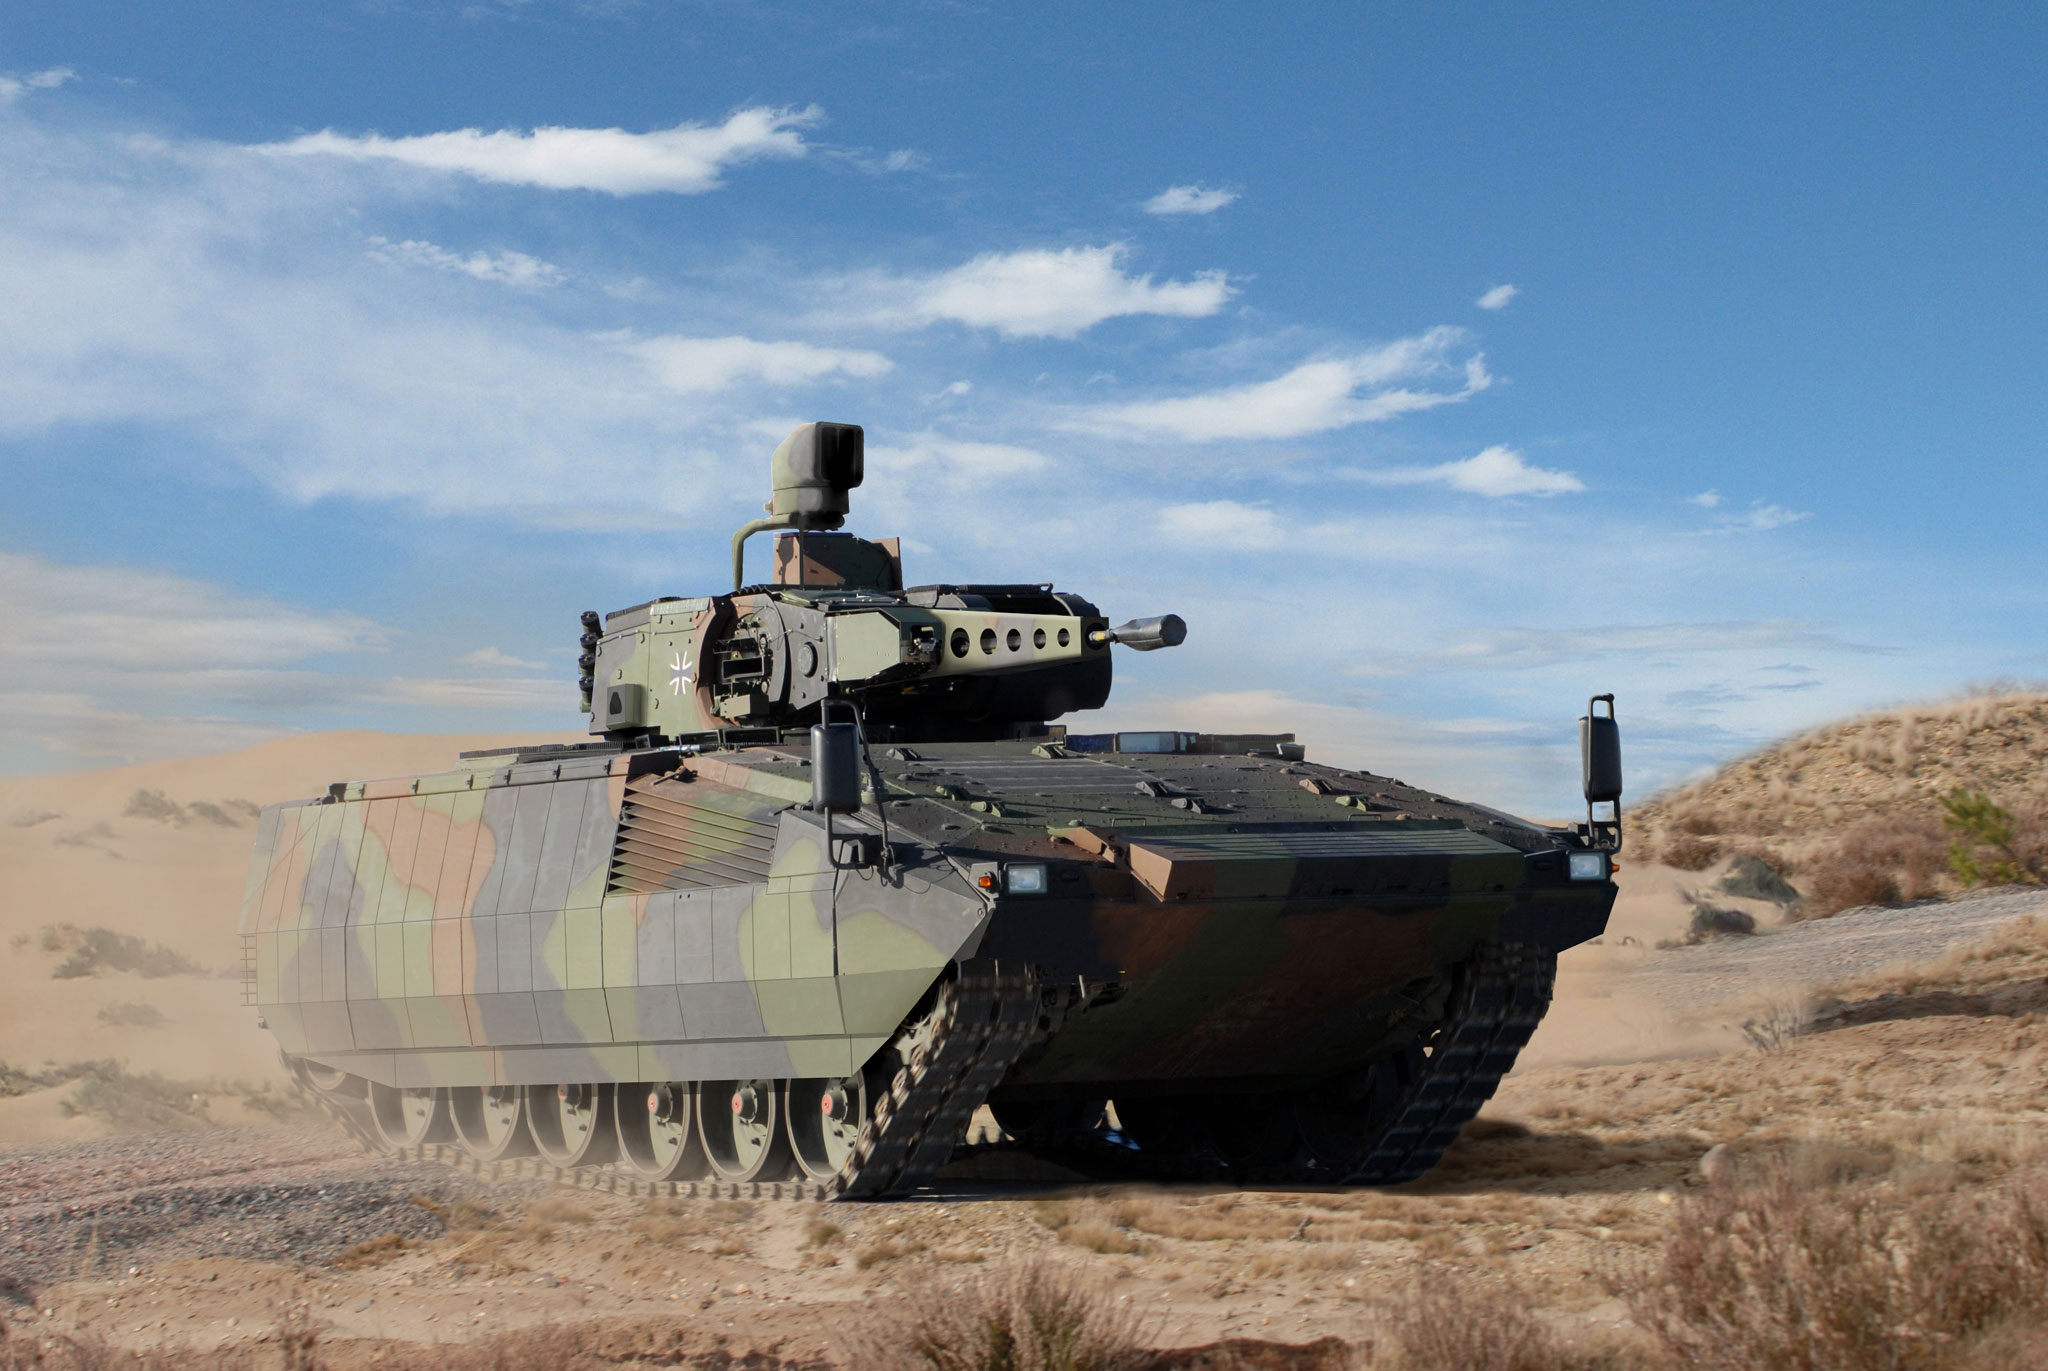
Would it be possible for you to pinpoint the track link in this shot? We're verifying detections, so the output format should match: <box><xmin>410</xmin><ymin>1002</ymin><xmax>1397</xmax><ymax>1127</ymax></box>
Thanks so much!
<box><xmin>954</xmin><ymin>940</ymin><xmax>1556</xmax><ymax>1188</ymax></box>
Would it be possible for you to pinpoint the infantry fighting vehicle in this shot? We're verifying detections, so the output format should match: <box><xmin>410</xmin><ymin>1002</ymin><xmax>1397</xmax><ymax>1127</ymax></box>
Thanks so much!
<box><xmin>239</xmin><ymin>421</ymin><xmax>1623</xmax><ymax>1198</ymax></box>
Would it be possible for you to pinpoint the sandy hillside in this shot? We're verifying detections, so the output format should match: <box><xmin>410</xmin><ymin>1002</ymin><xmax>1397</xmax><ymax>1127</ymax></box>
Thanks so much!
<box><xmin>0</xmin><ymin>732</ymin><xmax>574</xmax><ymax>1122</ymax></box>
<box><xmin>1634</xmin><ymin>690</ymin><xmax>2048</xmax><ymax>871</ymax></box>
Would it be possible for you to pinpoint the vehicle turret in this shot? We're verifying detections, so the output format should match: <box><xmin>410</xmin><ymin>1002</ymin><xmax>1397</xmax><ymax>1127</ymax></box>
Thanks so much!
<box><xmin>579</xmin><ymin>421</ymin><xmax>1184</xmax><ymax>745</ymax></box>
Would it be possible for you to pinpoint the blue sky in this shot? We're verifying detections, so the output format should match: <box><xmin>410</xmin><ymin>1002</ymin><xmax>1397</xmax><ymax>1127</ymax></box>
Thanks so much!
<box><xmin>1</xmin><ymin>2</ymin><xmax>2043</xmax><ymax>814</ymax></box>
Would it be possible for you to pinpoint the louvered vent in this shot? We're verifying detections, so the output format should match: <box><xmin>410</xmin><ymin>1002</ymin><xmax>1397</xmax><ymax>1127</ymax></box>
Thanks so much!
<box><xmin>607</xmin><ymin>773</ymin><xmax>779</xmax><ymax>894</ymax></box>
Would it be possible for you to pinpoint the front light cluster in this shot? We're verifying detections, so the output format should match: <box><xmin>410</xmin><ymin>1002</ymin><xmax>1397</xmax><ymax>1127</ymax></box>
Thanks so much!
<box><xmin>1003</xmin><ymin>863</ymin><xmax>1048</xmax><ymax>895</ymax></box>
<box><xmin>1566</xmin><ymin>851</ymin><xmax>1610</xmax><ymax>882</ymax></box>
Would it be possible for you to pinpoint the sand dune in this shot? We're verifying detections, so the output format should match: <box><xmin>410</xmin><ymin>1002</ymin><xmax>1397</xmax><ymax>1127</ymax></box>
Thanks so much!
<box><xmin>0</xmin><ymin>731</ymin><xmax>573</xmax><ymax>1134</ymax></box>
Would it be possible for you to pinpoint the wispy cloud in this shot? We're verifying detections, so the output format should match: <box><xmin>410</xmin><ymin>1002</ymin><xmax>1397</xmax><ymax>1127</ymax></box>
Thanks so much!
<box><xmin>1475</xmin><ymin>283</ymin><xmax>1519</xmax><ymax>311</ymax></box>
<box><xmin>0</xmin><ymin>67</ymin><xmax>75</xmax><ymax>104</ymax></box>
<box><xmin>1157</xmin><ymin>500</ymin><xmax>1285</xmax><ymax>550</ymax></box>
<box><xmin>0</xmin><ymin>551</ymin><xmax>383</xmax><ymax>673</ymax></box>
<box><xmin>622</xmin><ymin>334</ymin><xmax>893</xmax><ymax>394</ymax></box>
<box><xmin>1145</xmin><ymin>184</ymin><xmax>1239</xmax><ymax>216</ymax></box>
<box><xmin>1701</xmin><ymin>499</ymin><xmax>1813</xmax><ymax>533</ymax></box>
<box><xmin>262</xmin><ymin>106</ymin><xmax>818</xmax><ymax>194</ymax></box>
<box><xmin>366</xmin><ymin>236</ymin><xmax>563</xmax><ymax>287</ymax></box>
<box><xmin>458</xmin><ymin>646</ymin><xmax>547</xmax><ymax>671</ymax></box>
<box><xmin>852</xmin><ymin>244</ymin><xmax>1234</xmax><ymax>339</ymax></box>
<box><xmin>1069</xmin><ymin>326</ymin><xmax>1487</xmax><ymax>441</ymax></box>
<box><xmin>1359</xmin><ymin>445</ymin><xmax>1584</xmax><ymax>498</ymax></box>
<box><xmin>1689</xmin><ymin>489</ymin><xmax>1723</xmax><ymax>508</ymax></box>
<box><xmin>868</xmin><ymin>436</ymin><xmax>1052</xmax><ymax>480</ymax></box>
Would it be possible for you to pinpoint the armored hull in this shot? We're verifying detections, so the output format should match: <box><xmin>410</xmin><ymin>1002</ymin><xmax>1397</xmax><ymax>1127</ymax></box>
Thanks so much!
<box><xmin>238</xmin><ymin>420</ymin><xmax>1620</xmax><ymax>1196</ymax></box>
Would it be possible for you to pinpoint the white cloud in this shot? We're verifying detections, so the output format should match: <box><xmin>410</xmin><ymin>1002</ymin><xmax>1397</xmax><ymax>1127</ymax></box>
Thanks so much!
<box><xmin>1070</xmin><ymin>326</ymin><xmax>1488</xmax><ymax>441</ymax></box>
<box><xmin>1727</xmin><ymin>501</ymin><xmax>1812</xmax><ymax>532</ymax></box>
<box><xmin>366</xmin><ymin>236</ymin><xmax>563</xmax><ymax>287</ymax></box>
<box><xmin>1692</xmin><ymin>500</ymin><xmax>1813</xmax><ymax>534</ymax></box>
<box><xmin>1476</xmin><ymin>283</ymin><xmax>1519</xmax><ymax>311</ymax></box>
<box><xmin>0</xmin><ymin>67</ymin><xmax>75</xmax><ymax>104</ymax></box>
<box><xmin>1689</xmin><ymin>489</ymin><xmax>1724</xmax><ymax>508</ymax></box>
<box><xmin>1157</xmin><ymin>500</ymin><xmax>1285</xmax><ymax>550</ymax></box>
<box><xmin>262</xmin><ymin>105</ymin><xmax>818</xmax><ymax>195</ymax></box>
<box><xmin>0</xmin><ymin>551</ymin><xmax>382</xmax><ymax>673</ymax></box>
<box><xmin>458</xmin><ymin>646</ymin><xmax>547</xmax><ymax>671</ymax></box>
<box><xmin>1362</xmin><ymin>445</ymin><xmax>1585</xmax><ymax>498</ymax></box>
<box><xmin>868</xmin><ymin>437</ymin><xmax>1052</xmax><ymax>480</ymax></box>
<box><xmin>874</xmin><ymin>244</ymin><xmax>1234</xmax><ymax>339</ymax></box>
<box><xmin>1145</xmin><ymin>184</ymin><xmax>1239</xmax><ymax>216</ymax></box>
<box><xmin>623</xmin><ymin>334</ymin><xmax>893</xmax><ymax>394</ymax></box>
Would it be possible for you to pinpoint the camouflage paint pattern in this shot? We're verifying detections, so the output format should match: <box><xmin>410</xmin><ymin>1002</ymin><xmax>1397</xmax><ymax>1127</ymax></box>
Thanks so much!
<box><xmin>239</xmin><ymin>747</ymin><xmax>988</xmax><ymax>1090</ymax></box>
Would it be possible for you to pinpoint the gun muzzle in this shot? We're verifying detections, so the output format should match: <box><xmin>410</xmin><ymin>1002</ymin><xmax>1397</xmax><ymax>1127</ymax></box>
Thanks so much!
<box><xmin>1089</xmin><ymin>615</ymin><xmax>1187</xmax><ymax>652</ymax></box>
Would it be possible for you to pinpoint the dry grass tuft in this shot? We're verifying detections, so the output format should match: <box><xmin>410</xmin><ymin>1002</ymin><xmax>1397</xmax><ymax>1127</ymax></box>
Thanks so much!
<box><xmin>1619</xmin><ymin>1161</ymin><xmax>2048</xmax><ymax>1371</ymax></box>
<box><xmin>850</xmin><ymin>1261</ymin><xmax>1147</xmax><ymax>1371</ymax></box>
<box><xmin>1373</xmin><ymin>1272</ymin><xmax>1612</xmax><ymax>1370</ymax></box>
<box><xmin>1797</xmin><ymin>815</ymin><xmax>1948</xmax><ymax>917</ymax></box>
<box><xmin>331</xmin><ymin>1232</ymin><xmax>413</xmax><ymax>1269</ymax></box>
<box><xmin>1653</xmin><ymin>834</ymin><xmax>1720</xmax><ymax>872</ymax></box>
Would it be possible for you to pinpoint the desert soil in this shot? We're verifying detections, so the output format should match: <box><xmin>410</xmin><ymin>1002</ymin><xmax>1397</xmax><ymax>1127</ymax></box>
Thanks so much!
<box><xmin>4</xmin><ymin>732</ymin><xmax>2047</xmax><ymax>1365</ymax></box>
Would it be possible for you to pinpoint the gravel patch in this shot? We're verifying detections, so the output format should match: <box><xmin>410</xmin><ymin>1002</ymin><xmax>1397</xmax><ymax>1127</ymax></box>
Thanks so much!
<box><xmin>1634</xmin><ymin>885</ymin><xmax>2048</xmax><ymax>1015</ymax></box>
<box><xmin>0</xmin><ymin>1125</ymin><xmax>540</xmax><ymax>1295</ymax></box>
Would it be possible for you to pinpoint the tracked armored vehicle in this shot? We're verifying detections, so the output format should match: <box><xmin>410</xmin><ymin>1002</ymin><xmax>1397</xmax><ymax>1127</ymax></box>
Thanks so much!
<box><xmin>240</xmin><ymin>421</ymin><xmax>1624</xmax><ymax>1198</ymax></box>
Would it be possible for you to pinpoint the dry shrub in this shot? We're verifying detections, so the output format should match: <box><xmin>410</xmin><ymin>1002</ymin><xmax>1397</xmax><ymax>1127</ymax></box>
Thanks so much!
<box><xmin>1655</xmin><ymin>833</ymin><xmax>1721</xmax><ymax>872</ymax></box>
<box><xmin>1620</xmin><ymin>1163</ymin><xmax>2048</xmax><ymax>1371</ymax></box>
<box><xmin>856</xmin><ymin>1234</ymin><xmax>929</xmax><ymax>1268</ymax></box>
<box><xmin>1671</xmin><ymin>809</ymin><xmax>1725</xmax><ymax>837</ymax></box>
<box><xmin>1057</xmin><ymin>1221</ymin><xmax>1140</xmax><ymax>1255</ymax></box>
<box><xmin>851</xmin><ymin>1261</ymin><xmax>1146</xmax><ymax>1371</ymax></box>
<box><xmin>332</xmin><ymin>1232</ymin><xmax>412</xmax><ymax>1268</ymax></box>
<box><xmin>1374</xmin><ymin>1272</ymin><xmax>1606</xmax><ymax>1371</ymax></box>
<box><xmin>1798</xmin><ymin>815</ymin><xmax>1948</xmax><ymax>917</ymax></box>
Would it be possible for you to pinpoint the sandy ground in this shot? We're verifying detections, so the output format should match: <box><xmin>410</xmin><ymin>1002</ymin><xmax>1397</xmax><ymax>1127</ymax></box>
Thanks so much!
<box><xmin>5</xmin><ymin>731</ymin><xmax>2047</xmax><ymax>1365</ymax></box>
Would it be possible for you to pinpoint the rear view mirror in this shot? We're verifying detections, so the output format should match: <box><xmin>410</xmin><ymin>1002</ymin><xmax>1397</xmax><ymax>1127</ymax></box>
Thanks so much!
<box><xmin>810</xmin><ymin>721</ymin><xmax>862</xmax><ymax>814</ymax></box>
<box><xmin>1580</xmin><ymin>695</ymin><xmax>1622</xmax><ymax>803</ymax></box>
<box><xmin>1578</xmin><ymin>694</ymin><xmax>1623</xmax><ymax>852</ymax></box>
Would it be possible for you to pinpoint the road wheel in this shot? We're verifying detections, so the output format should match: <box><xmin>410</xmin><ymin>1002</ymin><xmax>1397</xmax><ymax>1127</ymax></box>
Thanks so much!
<box><xmin>451</xmin><ymin>1085</ymin><xmax>535</xmax><ymax>1162</ymax></box>
<box><xmin>697</xmin><ymin>1079</ymin><xmax>790</xmax><ymax>1183</ymax></box>
<box><xmin>367</xmin><ymin>1083</ymin><xmax>452</xmax><ymax>1149</ymax></box>
<box><xmin>616</xmin><ymin>1082</ymin><xmax>709</xmax><ymax>1181</ymax></box>
<box><xmin>527</xmin><ymin>1083</ymin><xmax>618</xmax><ymax>1168</ymax></box>
<box><xmin>788</xmin><ymin>1075</ymin><xmax>868</xmax><ymax>1180</ymax></box>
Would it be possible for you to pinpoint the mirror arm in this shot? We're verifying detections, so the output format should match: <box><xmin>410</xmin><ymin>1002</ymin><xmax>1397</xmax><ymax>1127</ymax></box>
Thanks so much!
<box><xmin>732</xmin><ymin>514</ymin><xmax>800</xmax><ymax>591</ymax></box>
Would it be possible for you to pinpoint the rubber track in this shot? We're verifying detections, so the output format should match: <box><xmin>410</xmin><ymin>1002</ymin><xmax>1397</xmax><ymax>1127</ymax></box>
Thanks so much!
<box><xmin>303</xmin><ymin>959</ymin><xmax>1044</xmax><ymax>1203</ymax></box>
<box><xmin>952</xmin><ymin>940</ymin><xmax>1556</xmax><ymax>1188</ymax></box>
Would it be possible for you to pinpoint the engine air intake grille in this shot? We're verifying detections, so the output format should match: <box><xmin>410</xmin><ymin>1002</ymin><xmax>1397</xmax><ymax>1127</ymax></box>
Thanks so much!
<box><xmin>607</xmin><ymin>773</ymin><xmax>779</xmax><ymax>894</ymax></box>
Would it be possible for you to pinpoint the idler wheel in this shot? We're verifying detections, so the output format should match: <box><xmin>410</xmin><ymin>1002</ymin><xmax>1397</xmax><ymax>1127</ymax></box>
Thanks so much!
<box><xmin>367</xmin><ymin>1083</ymin><xmax>454</xmax><ymax>1149</ymax></box>
<box><xmin>527</xmin><ymin>1083</ymin><xmax>618</xmax><ymax>1168</ymax></box>
<box><xmin>286</xmin><ymin>1055</ymin><xmax>365</xmax><ymax>1103</ymax></box>
<box><xmin>617</xmin><ymin>1082</ymin><xmax>709</xmax><ymax>1181</ymax></box>
<box><xmin>697</xmin><ymin>1079</ymin><xmax>790</xmax><ymax>1183</ymax></box>
<box><xmin>787</xmin><ymin>1074</ymin><xmax>868</xmax><ymax>1180</ymax></box>
<box><xmin>451</xmin><ymin>1085</ymin><xmax>536</xmax><ymax>1162</ymax></box>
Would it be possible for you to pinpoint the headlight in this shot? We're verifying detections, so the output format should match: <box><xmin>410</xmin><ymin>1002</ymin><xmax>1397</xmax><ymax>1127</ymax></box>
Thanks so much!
<box><xmin>1567</xmin><ymin>851</ymin><xmax>1610</xmax><ymax>882</ymax></box>
<box><xmin>1004</xmin><ymin>863</ymin><xmax>1048</xmax><ymax>895</ymax></box>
